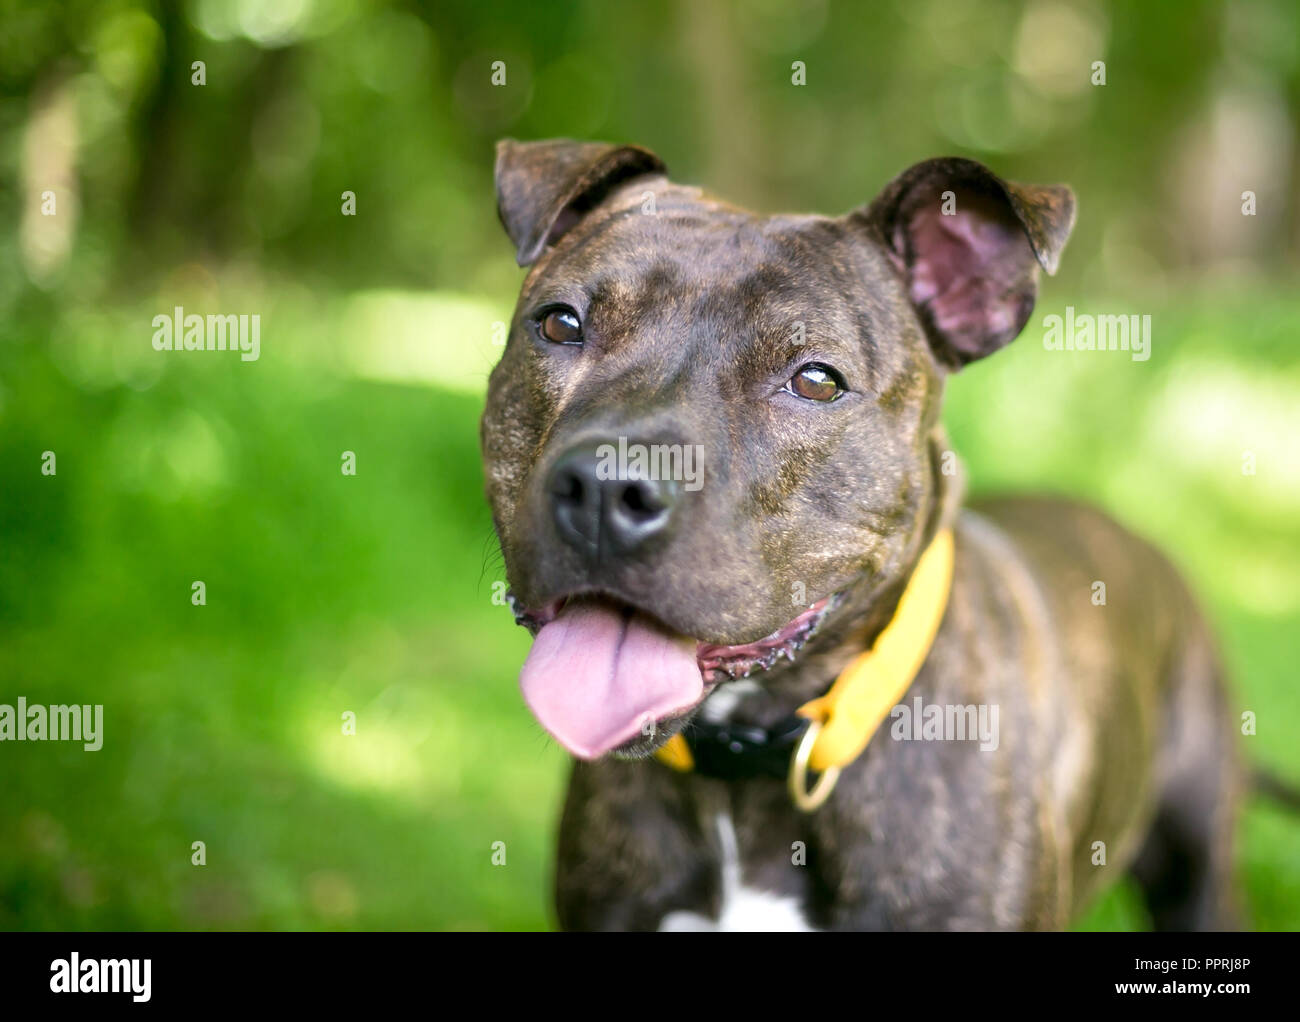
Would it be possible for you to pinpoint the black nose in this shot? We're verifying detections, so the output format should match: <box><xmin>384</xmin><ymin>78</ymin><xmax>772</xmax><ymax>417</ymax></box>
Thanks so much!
<box><xmin>548</xmin><ymin>444</ymin><xmax>680</xmax><ymax>558</ymax></box>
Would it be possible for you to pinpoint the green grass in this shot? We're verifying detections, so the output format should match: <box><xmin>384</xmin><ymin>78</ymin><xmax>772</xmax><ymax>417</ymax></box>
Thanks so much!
<box><xmin>1</xmin><ymin>282</ymin><xmax>1297</xmax><ymax>930</ymax></box>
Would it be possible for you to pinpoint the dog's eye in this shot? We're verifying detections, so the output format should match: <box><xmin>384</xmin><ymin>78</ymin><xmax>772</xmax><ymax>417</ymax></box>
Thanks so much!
<box><xmin>785</xmin><ymin>363</ymin><xmax>845</xmax><ymax>402</ymax></box>
<box><xmin>538</xmin><ymin>307</ymin><xmax>583</xmax><ymax>345</ymax></box>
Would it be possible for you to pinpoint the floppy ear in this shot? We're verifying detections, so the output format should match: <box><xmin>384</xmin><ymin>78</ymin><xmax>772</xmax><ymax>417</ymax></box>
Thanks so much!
<box><xmin>853</xmin><ymin>157</ymin><xmax>1075</xmax><ymax>369</ymax></box>
<box><xmin>494</xmin><ymin>139</ymin><xmax>667</xmax><ymax>266</ymax></box>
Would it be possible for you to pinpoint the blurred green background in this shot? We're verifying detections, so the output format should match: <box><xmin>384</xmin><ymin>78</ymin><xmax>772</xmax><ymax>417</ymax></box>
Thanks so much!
<box><xmin>1</xmin><ymin>0</ymin><xmax>1297</xmax><ymax>931</ymax></box>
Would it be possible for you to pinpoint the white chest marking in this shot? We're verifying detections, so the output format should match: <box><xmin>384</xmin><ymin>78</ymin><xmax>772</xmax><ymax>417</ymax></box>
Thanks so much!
<box><xmin>658</xmin><ymin>811</ymin><xmax>816</xmax><ymax>932</ymax></box>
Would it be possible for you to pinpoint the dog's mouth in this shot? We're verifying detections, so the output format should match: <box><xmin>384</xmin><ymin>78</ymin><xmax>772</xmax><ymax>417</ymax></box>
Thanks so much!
<box><xmin>507</xmin><ymin>590</ymin><xmax>837</xmax><ymax>759</ymax></box>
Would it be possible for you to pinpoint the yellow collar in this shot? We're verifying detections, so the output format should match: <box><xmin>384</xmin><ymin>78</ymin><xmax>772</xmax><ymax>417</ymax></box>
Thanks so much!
<box><xmin>655</xmin><ymin>528</ymin><xmax>955</xmax><ymax>812</ymax></box>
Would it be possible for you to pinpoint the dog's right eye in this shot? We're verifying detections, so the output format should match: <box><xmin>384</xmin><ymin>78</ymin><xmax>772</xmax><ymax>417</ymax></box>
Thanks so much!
<box><xmin>537</xmin><ymin>307</ymin><xmax>583</xmax><ymax>345</ymax></box>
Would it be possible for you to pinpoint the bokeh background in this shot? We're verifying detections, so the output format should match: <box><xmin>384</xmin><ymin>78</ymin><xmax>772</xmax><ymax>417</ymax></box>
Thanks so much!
<box><xmin>1</xmin><ymin>0</ymin><xmax>1298</xmax><ymax>931</ymax></box>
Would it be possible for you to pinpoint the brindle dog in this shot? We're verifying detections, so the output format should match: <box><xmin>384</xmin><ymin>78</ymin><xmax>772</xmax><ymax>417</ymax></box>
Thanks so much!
<box><xmin>481</xmin><ymin>139</ymin><xmax>1239</xmax><ymax>931</ymax></box>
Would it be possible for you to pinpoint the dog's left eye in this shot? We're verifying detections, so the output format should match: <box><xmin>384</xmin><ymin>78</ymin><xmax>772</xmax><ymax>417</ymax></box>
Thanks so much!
<box><xmin>537</xmin><ymin>306</ymin><xmax>583</xmax><ymax>345</ymax></box>
<box><xmin>785</xmin><ymin>363</ymin><xmax>845</xmax><ymax>402</ymax></box>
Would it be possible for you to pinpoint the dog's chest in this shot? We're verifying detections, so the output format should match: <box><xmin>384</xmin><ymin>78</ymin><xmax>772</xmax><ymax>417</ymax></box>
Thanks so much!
<box><xmin>658</xmin><ymin>684</ymin><xmax>819</xmax><ymax>932</ymax></box>
<box><xmin>658</xmin><ymin>810</ymin><xmax>817</xmax><ymax>932</ymax></box>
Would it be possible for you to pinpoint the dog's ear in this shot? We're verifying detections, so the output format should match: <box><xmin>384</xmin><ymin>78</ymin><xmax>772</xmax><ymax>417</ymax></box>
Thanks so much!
<box><xmin>853</xmin><ymin>157</ymin><xmax>1075</xmax><ymax>369</ymax></box>
<box><xmin>495</xmin><ymin>139</ymin><xmax>667</xmax><ymax>266</ymax></box>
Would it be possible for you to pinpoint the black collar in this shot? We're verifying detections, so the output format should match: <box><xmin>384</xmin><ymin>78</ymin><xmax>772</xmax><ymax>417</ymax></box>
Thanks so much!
<box><xmin>676</xmin><ymin>715</ymin><xmax>810</xmax><ymax>781</ymax></box>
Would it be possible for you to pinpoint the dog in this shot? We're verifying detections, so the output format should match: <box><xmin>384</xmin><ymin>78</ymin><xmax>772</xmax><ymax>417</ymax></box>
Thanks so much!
<box><xmin>480</xmin><ymin>138</ymin><xmax>1240</xmax><ymax>931</ymax></box>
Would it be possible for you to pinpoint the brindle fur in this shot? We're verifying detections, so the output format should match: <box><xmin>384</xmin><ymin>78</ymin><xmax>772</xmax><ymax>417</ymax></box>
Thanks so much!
<box><xmin>481</xmin><ymin>139</ymin><xmax>1240</xmax><ymax>931</ymax></box>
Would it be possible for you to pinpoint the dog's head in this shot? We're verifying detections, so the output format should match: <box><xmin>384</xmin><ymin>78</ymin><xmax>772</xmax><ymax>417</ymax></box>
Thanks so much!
<box><xmin>482</xmin><ymin>138</ymin><xmax>1074</xmax><ymax>760</ymax></box>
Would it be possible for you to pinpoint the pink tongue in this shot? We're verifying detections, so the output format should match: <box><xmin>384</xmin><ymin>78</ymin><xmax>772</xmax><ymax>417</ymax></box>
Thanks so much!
<box><xmin>520</xmin><ymin>600</ymin><xmax>703</xmax><ymax>759</ymax></box>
